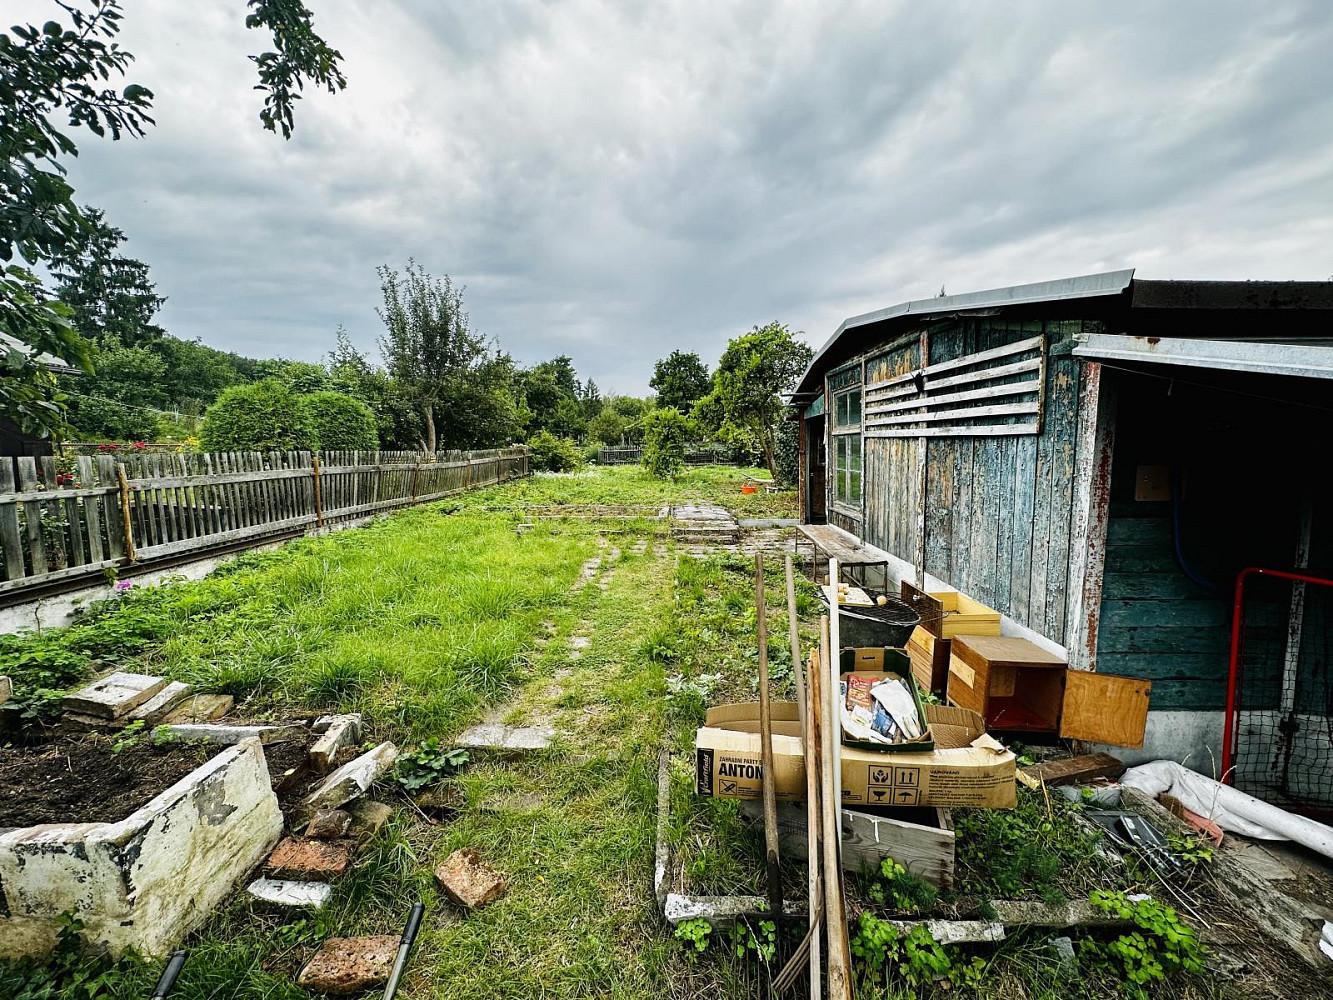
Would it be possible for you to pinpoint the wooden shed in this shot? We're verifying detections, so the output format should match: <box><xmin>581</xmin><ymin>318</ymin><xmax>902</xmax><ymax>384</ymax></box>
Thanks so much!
<box><xmin>789</xmin><ymin>270</ymin><xmax>1333</xmax><ymax>794</ymax></box>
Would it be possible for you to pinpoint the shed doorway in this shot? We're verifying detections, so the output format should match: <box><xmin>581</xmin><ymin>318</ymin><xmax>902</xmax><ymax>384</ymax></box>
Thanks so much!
<box><xmin>806</xmin><ymin>414</ymin><xmax>827</xmax><ymax>524</ymax></box>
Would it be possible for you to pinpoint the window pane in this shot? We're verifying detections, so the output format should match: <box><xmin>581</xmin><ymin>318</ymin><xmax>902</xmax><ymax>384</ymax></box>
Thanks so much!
<box><xmin>850</xmin><ymin>471</ymin><xmax>861</xmax><ymax>503</ymax></box>
<box><xmin>850</xmin><ymin>435</ymin><xmax>862</xmax><ymax>473</ymax></box>
<box><xmin>849</xmin><ymin>389</ymin><xmax>861</xmax><ymax>424</ymax></box>
<box><xmin>836</xmin><ymin>393</ymin><xmax>848</xmax><ymax>426</ymax></box>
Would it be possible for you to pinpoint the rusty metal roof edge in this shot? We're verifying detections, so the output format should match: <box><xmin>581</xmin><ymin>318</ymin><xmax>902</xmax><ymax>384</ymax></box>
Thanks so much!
<box><xmin>797</xmin><ymin>269</ymin><xmax>1136</xmax><ymax>393</ymax></box>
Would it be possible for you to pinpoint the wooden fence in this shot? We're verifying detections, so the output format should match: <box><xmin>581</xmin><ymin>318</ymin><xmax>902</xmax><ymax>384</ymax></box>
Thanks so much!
<box><xmin>0</xmin><ymin>447</ymin><xmax>529</xmax><ymax>598</ymax></box>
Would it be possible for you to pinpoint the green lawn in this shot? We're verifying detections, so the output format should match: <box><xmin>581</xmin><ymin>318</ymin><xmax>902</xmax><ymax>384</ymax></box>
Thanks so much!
<box><xmin>0</xmin><ymin>467</ymin><xmax>1232</xmax><ymax>1000</ymax></box>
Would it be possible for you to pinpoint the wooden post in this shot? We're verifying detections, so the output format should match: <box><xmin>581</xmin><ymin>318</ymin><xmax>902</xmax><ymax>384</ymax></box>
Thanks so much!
<box><xmin>827</xmin><ymin>557</ymin><xmax>843</xmax><ymax>826</ymax></box>
<box><xmin>806</xmin><ymin>650</ymin><xmax>824</xmax><ymax>1000</ymax></box>
<box><xmin>820</xmin><ymin>615</ymin><xmax>852</xmax><ymax>999</ymax></box>
<box><xmin>312</xmin><ymin>455</ymin><xmax>325</xmax><ymax>527</ymax></box>
<box><xmin>755</xmin><ymin>552</ymin><xmax>782</xmax><ymax>926</ymax></box>
<box><xmin>116</xmin><ymin>463</ymin><xmax>137</xmax><ymax>562</ymax></box>
<box><xmin>785</xmin><ymin>554</ymin><xmax>808</xmax><ymax>735</ymax></box>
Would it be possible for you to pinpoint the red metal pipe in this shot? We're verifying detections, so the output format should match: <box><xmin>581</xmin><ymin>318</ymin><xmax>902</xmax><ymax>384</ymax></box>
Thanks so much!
<box><xmin>1222</xmin><ymin>566</ymin><xmax>1333</xmax><ymax>784</ymax></box>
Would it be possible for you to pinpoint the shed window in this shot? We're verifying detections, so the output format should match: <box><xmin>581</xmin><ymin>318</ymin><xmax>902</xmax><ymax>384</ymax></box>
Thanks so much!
<box><xmin>832</xmin><ymin>387</ymin><xmax>861</xmax><ymax>506</ymax></box>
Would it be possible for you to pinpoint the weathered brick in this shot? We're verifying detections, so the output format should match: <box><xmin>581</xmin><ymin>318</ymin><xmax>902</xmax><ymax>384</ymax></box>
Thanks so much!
<box><xmin>434</xmin><ymin>848</ymin><xmax>505</xmax><ymax>910</ymax></box>
<box><xmin>61</xmin><ymin>671</ymin><xmax>167</xmax><ymax>719</ymax></box>
<box><xmin>264</xmin><ymin>838</ymin><xmax>353</xmax><ymax>881</ymax></box>
<box><xmin>297</xmin><ymin>936</ymin><xmax>397</xmax><ymax>995</ymax></box>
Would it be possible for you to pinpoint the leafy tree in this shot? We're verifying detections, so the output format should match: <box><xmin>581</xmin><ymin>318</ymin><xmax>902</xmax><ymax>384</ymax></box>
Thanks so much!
<box><xmin>774</xmin><ymin>419</ymin><xmax>800</xmax><ymax>487</ymax></box>
<box><xmin>641</xmin><ymin>408</ymin><xmax>690</xmax><ymax>479</ymax></box>
<box><xmin>526</xmin><ymin>429</ymin><xmax>582</xmax><ymax>472</ymax></box>
<box><xmin>67</xmin><ymin>392</ymin><xmax>159</xmax><ymax>441</ymax></box>
<box><xmin>522</xmin><ymin>356</ymin><xmax>589</xmax><ymax>439</ymax></box>
<box><xmin>252</xmin><ymin>357</ymin><xmax>330</xmax><ymax>393</ymax></box>
<box><xmin>650</xmin><ymin>350</ymin><xmax>710</xmax><ymax>412</ymax></box>
<box><xmin>153</xmin><ymin>336</ymin><xmax>247</xmax><ymax>411</ymax></box>
<box><xmin>694</xmin><ymin>322</ymin><xmax>812</xmax><ymax>477</ymax></box>
<box><xmin>587</xmin><ymin>407</ymin><xmax>626</xmax><ymax>446</ymax></box>
<box><xmin>611</xmin><ymin>395</ymin><xmax>652</xmax><ymax>420</ymax></box>
<box><xmin>435</xmin><ymin>351</ymin><xmax>527</xmax><ymax>450</ymax></box>
<box><xmin>1</xmin><ymin>0</ymin><xmax>343</xmax><ymax>439</ymax></box>
<box><xmin>377</xmin><ymin>261</ymin><xmax>489</xmax><ymax>453</ymax></box>
<box><xmin>200</xmin><ymin>378</ymin><xmax>314</xmax><ymax>451</ymax></box>
<box><xmin>302</xmin><ymin>390</ymin><xmax>377</xmax><ymax>451</ymax></box>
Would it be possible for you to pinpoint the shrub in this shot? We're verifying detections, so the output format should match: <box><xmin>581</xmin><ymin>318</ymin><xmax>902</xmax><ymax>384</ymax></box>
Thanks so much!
<box><xmin>774</xmin><ymin>419</ymin><xmax>799</xmax><ymax>487</ymax></box>
<box><xmin>527</xmin><ymin>430</ymin><xmax>582</xmax><ymax>472</ymax></box>
<box><xmin>201</xmin><ymin>379</ymin><xmax>315</xmax><ymax>451</ymax></box>
<box><xmin>302</xmin><ymin>391</ymin><xmax>378</xmax><ymax>451</ymax></box>
<box><xmin>641</xmin><ymin>408</ymin><xmax>690</xmax><ymax>479</ymax></box>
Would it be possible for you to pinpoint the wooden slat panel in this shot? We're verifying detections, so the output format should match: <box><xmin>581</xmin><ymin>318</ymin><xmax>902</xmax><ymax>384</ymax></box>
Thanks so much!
<box><xmin>866</xmin><ymin>400</ymin><xmax>1039</xmax><ymax>429</ymax></box>
<box><xmin>97</xmin><ymin>457</ymin><xmax>127</xmax><ymax>561</ymax></box>
<box><xmin>77</xmin><ymin>457</ymin><xmax>106</xmax><ymax>563</ymax></box>
<box><xmin>867</xmin><ymin>423</ymin><xmax>1040</xmax><ymax>439</ymax></box>
<box><xmin>17</xmin><ymin>458</ymin><xmax>47</xmax><ymax>575</ymax></box>
<box><xmin>865</xmin><ymin>378</ymin><xmax>1040</xmax><ymax>417</ymax></box>
<box><xmin>0</xmin><ymin>460</ymin><xmax>25</xmax><ymax>581</ymax></box>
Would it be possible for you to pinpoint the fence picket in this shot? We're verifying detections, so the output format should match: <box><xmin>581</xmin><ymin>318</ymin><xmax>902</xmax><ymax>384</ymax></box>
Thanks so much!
<box><xmin>0</xmin><ymin>460</ymin><xmax>24</xmax><ymax>581</ymax></box>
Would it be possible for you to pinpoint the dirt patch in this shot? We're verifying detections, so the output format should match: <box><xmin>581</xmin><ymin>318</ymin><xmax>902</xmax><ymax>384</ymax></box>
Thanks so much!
<box><xmin>0</xmin><ymin>734</ymin><xmax>216</xmax><ymax>827</ymax></box>
<box><xmin>0</xmin><ymin>727</ymin><xmax>329</xmax><ymax>828</ymax></box>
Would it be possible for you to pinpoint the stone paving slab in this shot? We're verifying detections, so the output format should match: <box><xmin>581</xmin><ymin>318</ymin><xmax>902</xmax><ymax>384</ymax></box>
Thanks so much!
<box><xmin>125</xmin><ymin>681</ymin><xmax>193</xmax><ymax>725</ymax></box>
<box><xmin>455</xmin><ymin>723</ymin><xmax>556</xmax><ymax>752</ymax></box>
<box><xmin>61</xmin><ymin>671</ymin><xmax>167</xmax><ymax>720</ymax></box>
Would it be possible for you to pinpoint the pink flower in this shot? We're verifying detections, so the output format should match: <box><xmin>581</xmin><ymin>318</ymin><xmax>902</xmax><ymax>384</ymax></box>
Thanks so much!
<box><xmin>114</xmin><ymin>580</ymin><xmax>133</xmax><ymax>591</ymax></box>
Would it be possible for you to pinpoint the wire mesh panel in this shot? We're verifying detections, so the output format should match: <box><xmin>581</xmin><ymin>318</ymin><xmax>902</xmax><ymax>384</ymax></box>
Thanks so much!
<box><xmin>1226</xmin><ymin>569</ymin><xmax>1333</xmax><ymax>814</ymax></box>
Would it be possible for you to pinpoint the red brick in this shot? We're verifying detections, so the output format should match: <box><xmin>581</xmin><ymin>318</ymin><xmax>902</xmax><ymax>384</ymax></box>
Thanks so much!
<box><xmin>264</xmin><ymin>837</ymin><xmax>352</xmax><ymax>880</ymax></box>
<box><xmin>297</xmin><ymin>935</ymin><xmax>397</xmax><ymax>995</ymax></box>
<box><xmin>434</xmin><ymin>848</ymin><xmax>506</xmax><ymax>910</ymax></box>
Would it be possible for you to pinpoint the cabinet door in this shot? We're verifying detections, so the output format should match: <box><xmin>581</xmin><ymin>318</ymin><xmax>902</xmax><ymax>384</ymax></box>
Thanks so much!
<box><xmin>1059</xmin><ymin>671</ymin><xmax>1151</xmax><ymax>748</ymax></box>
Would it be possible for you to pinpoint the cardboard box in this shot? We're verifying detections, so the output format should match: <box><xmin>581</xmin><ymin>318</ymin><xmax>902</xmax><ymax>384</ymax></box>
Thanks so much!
<box><xmin>694</xmin><ymin>701</ymin><xmax>1016</xmax><ymax>809</ymax></box>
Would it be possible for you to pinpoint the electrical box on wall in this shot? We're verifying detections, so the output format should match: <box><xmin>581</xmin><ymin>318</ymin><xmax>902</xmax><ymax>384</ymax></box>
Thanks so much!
<box><xmin>1134</xmin><ymin>464</ymin><xmax>1171</xmax><ymax>502</ymax></box>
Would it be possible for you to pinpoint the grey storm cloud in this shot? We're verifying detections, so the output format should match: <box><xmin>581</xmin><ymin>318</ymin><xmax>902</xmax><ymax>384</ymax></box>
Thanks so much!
<box><xmin>19</xmin><ymin>0</ymin><xmax>1333</xmax><ymax>393</ymax></box>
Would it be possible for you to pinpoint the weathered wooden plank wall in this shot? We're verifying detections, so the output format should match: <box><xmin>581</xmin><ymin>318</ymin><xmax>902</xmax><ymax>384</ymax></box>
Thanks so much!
<box><xmin>0</xmin><ymin>447</ymin><xmax>529</xmax><ymax>599</ymax></box>
<box><xmin>853</xmin><ymin>315</ymin><xmax>1091</xmax><ymax>647</ymax></box>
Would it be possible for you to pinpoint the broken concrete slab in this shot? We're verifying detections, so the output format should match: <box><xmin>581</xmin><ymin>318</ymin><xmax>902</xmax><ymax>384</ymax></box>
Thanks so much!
<box><xmin>346</xmin><ymin>800</ymin><xmax>394</xmax><ymax>844</ymax></box>
<box><xmin>313</xmin><ymin>713</ymin><xmax>357</xmax><ymax>733</ymax></box>
<box><xmin>264</xmin><ymin>838</ymin><xmax>353</xmax><ymax>881</ymax></box>
<box><xmin>298</xmin><ymin>935</ymin><xmax>398</xmax><ymax>995</ymax></box>
<box><xmin>455</xmin><ymin>723</ymin><xmax>555</xmax><ymax>753</ymax></box>
<box><xmin>434</xmin><ymin>849</ymin><xmax>506</xmax><ymax>910</ymax></box>
<box><xmin>306</xmin><ymin>809</ymin><xmax>351</xmax><ymax>840</ymax></box>
<box><xmin>161</xmin><ymin>693</ymin><xmax>234</xmax><ymax>725</ymax></box>
<box><xmin>0</xmin><ymin>676</ymin><xmax>11</xmax><ymax>705</ymax></box>
<box><xmin>246</xmin><ymin>877</ymin><xmax>333</xmax><ymax>911</ymax></box>
<box><xmin>310</xmin><ymin>714</ymin><xmax>362</xmax><ymax>773</ymax></box>
<box><xmin>301</xmin><ymin>742</ymin><xmax>398</xmax><ymax>816</ymax></box>
<box><xmin>61</xmin><ymin>671</ymin><xmax>167</xmax><ymax>720</ymax></box>
<box><xmin>124</xmin><ymin>681</ymin><xmax>193</xmax><ymax>725</ymax></box>
<box><xmin>159</xmin><ymin>722</ymin><xmax>306</xmax><ymax>746</ymax></box>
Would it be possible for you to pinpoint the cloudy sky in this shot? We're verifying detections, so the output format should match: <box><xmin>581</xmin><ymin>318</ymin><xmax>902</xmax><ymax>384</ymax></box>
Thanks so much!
<box><xmin>26</xmin><ymin>1</ymin><xmax>1333</xmax><ymax>393</ymax></box>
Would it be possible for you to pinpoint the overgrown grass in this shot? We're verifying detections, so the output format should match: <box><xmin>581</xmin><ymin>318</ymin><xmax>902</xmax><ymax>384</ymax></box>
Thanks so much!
<box><xmin>454</xmin><ymin>464</ymin><xmax>798</xmax><ymax>519</ymax></box>
<box><xmin>1</xmin><ymin>505</ymin><xmax>594</xmax><ymax>742</ymax></box>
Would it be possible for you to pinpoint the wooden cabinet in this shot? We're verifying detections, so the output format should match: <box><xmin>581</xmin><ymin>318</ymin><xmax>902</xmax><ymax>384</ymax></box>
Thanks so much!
<box><xmin>947</xmin><ymin>635</ymin><xmax>1151</xmax><ymax>748</ymax></box>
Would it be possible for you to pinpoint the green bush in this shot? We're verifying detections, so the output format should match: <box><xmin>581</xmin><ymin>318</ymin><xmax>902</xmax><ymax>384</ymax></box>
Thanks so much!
<box><xmin>641</xmin><ymin>408</ymin><xmax>690</xmax><ymax>479</ymax></box>
<box><xmin>68</xmin><ymin>393</ymin><xmax>162</xmax><ymax>442</ymax></box>
<box><xmin>302</xmin><ymin>390</ymin><xmax>378</xmax><ymax>451</ymax></box>
<box><xmin>774</xmin><ymin>419</ymin><xmax>799</xmax><ymax>487</ymax></box>
<box><xmin>201</xmin><ymin>379</ymin><xmax>315</xmax><ymax>452</ymax></box>
<box><xmin>527</xmin><ymin>430</ymin><xmax>582</xmax><ymax>472</ymax></box>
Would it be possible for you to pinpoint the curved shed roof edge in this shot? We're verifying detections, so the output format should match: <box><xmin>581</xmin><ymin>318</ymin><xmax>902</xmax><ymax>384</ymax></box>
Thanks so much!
<box><xmin>795</xmin><ymin>268</ymin><xmax>1135</xmax><ymax>395</ymax></box>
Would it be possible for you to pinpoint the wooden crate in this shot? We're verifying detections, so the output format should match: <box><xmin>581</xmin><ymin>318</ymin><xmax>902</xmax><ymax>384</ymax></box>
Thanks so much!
<box><xmin>906</xmin><ymin>625</ymin><xmax>950</xmax><ymax>694</ymax></box>
<box><xmin>901</xmin><ymin>581</ymin><xmax>1001</xmax><ymax>640</ymax></box>
<box><xmin>947</xmin><ymin>636</ymin><xmax>1152</xmax><ymax>747</ymax></box>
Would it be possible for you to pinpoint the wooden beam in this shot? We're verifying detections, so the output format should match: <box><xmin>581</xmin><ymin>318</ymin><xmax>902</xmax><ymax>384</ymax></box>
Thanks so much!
<box><xmin>866</xmin><ymin>400</ymin><xmax>1039</xmax><ymax>428</ymax></box>
<box><xmin>867</xmin><ymin>422</ymin><xmax>1040</xmax><ymax>439</ymax></box>
<box><xmin>1064</xmin><ymin>362</ymin><xmax>1116</xmax><ymax>673</ymax></box>
<box><xmin>865</xmin><ymin>377</ymin><xmax>1039</xmax><ymax>417</ymax></box>
<box><xmin>1017</xmin><ymin>753</ymin><xmax>1126</xmax><ymax>789</ymax></box>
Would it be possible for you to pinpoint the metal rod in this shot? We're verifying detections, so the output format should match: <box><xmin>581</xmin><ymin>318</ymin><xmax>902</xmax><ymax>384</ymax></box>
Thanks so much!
<box><xmin>784</xmin><ymin>554</ymin><xmax>807</xmax><ymax>736</ymax></box>
<box><xmin>149</xmin><ymin>950</ymin><xmax>188</xmax><ymax>999</ymax></box>
<box><xmin>383</xmin><ymin>902</ymin><xmax>425</xmax><ymax>1000</ymax></box>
